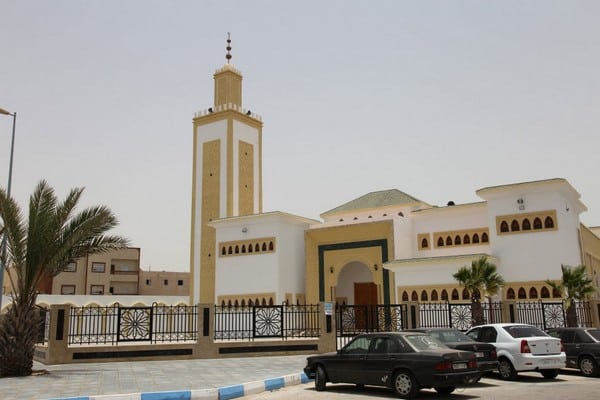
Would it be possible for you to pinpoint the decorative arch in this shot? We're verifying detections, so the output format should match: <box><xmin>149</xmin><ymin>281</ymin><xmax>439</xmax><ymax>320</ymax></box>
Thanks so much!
<box><xmin>533</xmin><ymin>217</ymin><xmax>543</xmax><ymax>229</ymax></box>
<box><xmin>451</xmin><ymin>289</ymin><xmax>459</xmax><ymax>300</ymax></box>
<box><xmin>462</xmin><ymin>288</ymin><xmax>470</xmax><ymax>300</ymax></box>
<box><xmin>411</xmin><ymin>291</ymin><xmax>418</xmax><ymax>301</ymax></box>
<box><xmin>454</xmin><ymin>235</ymin><xmax>461</xmax><ymax>245</ymax></box>
<box><xmin>481</xmin><ymin>232</ymin><xmax>489</xmax><ymax>242</ymax></box>
<box><xmin>529</xmin><ymin>287</ymin><xmax>538</xmax><ymax>299</ymax></box>
<box><xmin>441</xmin><ymin>289</ymin><xmax>448</xmax><ymax>301</ymax></box>
<box><xmin>431</xmin><ymin>290</ymin><xmax>439</xmax><ymax>301</ymax></box>
<box><xmin>541</xmin><ymin>287</ymin><xmax>550</xmax><ymax>298</ymax></box>
<box><xmin>500</xmin><ymin>221</ymin><xmax>509</xmax><ymax>233</ymax></box>
<box><xmin>269</xmin><ymin>241</ymin><xmax>274</xmax><ymax>251</ymax></box>
<box><xmin>402</xmin><ymin>291</ymin><xmax>409</xmax><ymax>302</ymax></box>
<box><xmin>463</xmin><ymin>234</ymin><xmax>470</xmax><ymax>244</ymax></box>
<box><xmin>437</xmin><ymin>237</ymin><xmax>444</xmax><ymax>247</ymax></box>
<box><xmin>472</xmin><ymin>233</ymin><xmax>480</xmax><ymax>243</ymax></box>
<box><xmin>522</xmin><ymin>218</ymin><xmax>531</xmax><ymax>230</ymax></box>
<box><xmin>421</xmin><ymin>290</ymin><xmax>428</xmax><ymax>301</ymax></box>
<box><xmin>506</xmin><ymin>288</ymin><xmax>515</xmax><ymax>299</ymax></box>
<box><xmin>544</xmin><ymin>216</ymin><xmax>555</xmax><ymax>229</ymax></box>
<box><xmin>421</xmin><ymin>238</ymin><xmax>429</xmax><ymax>249</ymax></box>
<box><xmin>446</xmin><ymin>236</ymin><xmax>453</xmax><ymax>246</ymax></box>
<box><xmin>518</xmin><ymin>287</ymin><xmax>527</xmax><ymax>299</ymax></box>
<box><xmin>511</xmin><ymin>220</ymin><xmax>520</xmax><ymax>231</ymax></box>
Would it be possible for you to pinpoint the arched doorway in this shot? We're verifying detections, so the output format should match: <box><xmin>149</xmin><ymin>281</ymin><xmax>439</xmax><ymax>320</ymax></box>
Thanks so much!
<box><xmin>335</xmin><ymin>261</ymin><xmax>376</xmax><ymax>305</ymax></box>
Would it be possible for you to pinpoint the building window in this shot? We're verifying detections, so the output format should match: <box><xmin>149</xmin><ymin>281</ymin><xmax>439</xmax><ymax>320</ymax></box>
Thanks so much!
<box><xmin>63</xmin><ymin>262</ymin><xmax>77</xmax><ymax>272</ymax></box>
<box><xmin>533</xmin><ymin>217</ymin><xmax>543</xmax><ymax>229</ymax></box>
<box><xmin>463</xmin><ymin>235</ymin><xmax>470</xmax><ymax>244</ymax></box>
<box><xmin>445</xmin><ymin>236</ymin><xmax>452</xmax><ymax>246</ymax></box>
<box><xmin>522</xmin><ymin>218</ymin><xmax>531</xmax><ymax>230</ymax></box>
<box><xmin>541</xmin><ymin>286</ymin><xmax>550</xmax><ymax>298</ymax></box>
<box><xmin>431</xmin><ymin>290</ymin><xmax>438</xmax><ymax>301</ymax></box>
<box><xmin>454</xmin><ymin>235</ymin><xmax>461</xmax><ymax>245</ymax></box>
<box><xmin>529</xmin><ymin>287</ymin><xmax>538</xmax><ymax>299</ymax></box>
<box><xmin>177</xmin><ymin>279</ymin><xmax>184</xmax><ymax>286</ymax></box>
<box><xmin>544</xmin><ymin>216</ymin><xmax>555</xmax><ymax>229</ymax></box>
<box><xmin>402</xmin><ymin>291</ymin><xmax>409</xmax><ymax>301</ymax></box>
<box><xmin>451</xmin><ymin>289</ymin><xmax>459</xmax><ymax>300</ymax></box>
<box><xmin>437</xmin><ymin>237</ymin><xmax>444</xmax><ymax>247</ymax></box>
<box><xmin>61</xmin><ymin>285</ymin><xmax>76</xmax><ymax>295</ymax></box>
<box><xmin>481</xmin><ymin>233</ymin><xmax>489</xmax><ymax>242</ymax></box>
<box><xmin>462</xmin><ymin>288</ymin><xmax>470</xmax><ymax>300</ymax></box>
<box><xmin>441</xmin><ymin>289</ymin><xmax>448</xmax><ymax>301</ymax></box>
<box><xmin>411</xmin><ymin>291</ymin><xmax>418</xmax><ymax>301</ymax></box>
<box><xmin>506</xmin><ymin>288</ymin><xmax>515</xmax><ymax>299</ymax></box>
<box><xmin>518</xmin><ymin>287</ymin><xmax>527</xmax><ymax>299</ymax></box>
<box><xmin>421</xmin><ymin>290</ymin><xmax>428</xmax><ymax>301</ymax></box>
<box><xmin>268</xmin><ymin>241</ymin><xmax>274</xmax><ymax>251</ymax></box>
<box><xmin>500</xmin><ymin>221</ymin><xmax>509</xmax><ymax>233</ymax></box>
<box><xmin>421</xmin><ymin>238</ymin><xmax>428</xmax><ymax>249</ymax></box>
<box><xmin>472</xmin><ymin>234</ymin><xmax>480</xmax><ymax>243</ymax></box>
<box><xmin>163</xmin><ymin>279</ymin><xmax>169</xmax><ymax>286</ymax></box>
<box><xmin>91</xmin><ymin>262</ymin><xmax>105</xmax><ymax>273</ymax></box>
<box><xmin>145</xmin><ymin>279</ymin><xmax>152</xmax><ymax>285</ymax></box>
<box><xmin>90</xmin><ymin>285</ymin><xmax>104</xmax><ymax>295</ymax></box>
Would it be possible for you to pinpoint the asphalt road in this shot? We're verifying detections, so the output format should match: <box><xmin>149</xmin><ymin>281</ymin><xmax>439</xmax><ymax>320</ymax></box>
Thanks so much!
<box><xmin>244</xmin><ymin>370</ymin><xmax>596</xmax><ymax>400</ymax></box>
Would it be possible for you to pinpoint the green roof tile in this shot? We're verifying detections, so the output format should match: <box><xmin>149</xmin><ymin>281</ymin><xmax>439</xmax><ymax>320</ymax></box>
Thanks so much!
<box><xmin>321</xmin><ymin>189</ymin><xmax>424</xmax><ymax>216</ymax></box>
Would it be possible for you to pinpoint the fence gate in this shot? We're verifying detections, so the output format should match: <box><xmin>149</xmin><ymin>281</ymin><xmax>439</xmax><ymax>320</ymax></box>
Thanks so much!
<box><xmin>253</xmin><ymin>305</ymin><xmax>283</xmax><ymax>338</ymax></box>
<box><xmin>336</xmin><ymin>304</ymin><xmax>408</xmax><ymax>349</ymax></box>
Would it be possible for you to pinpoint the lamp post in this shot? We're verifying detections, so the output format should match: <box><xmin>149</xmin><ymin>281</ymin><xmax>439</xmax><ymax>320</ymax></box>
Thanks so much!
<box><xmin>0</xmin><ymin>107</ymin><xmax>16</xmax><ymax>312</ymax></box>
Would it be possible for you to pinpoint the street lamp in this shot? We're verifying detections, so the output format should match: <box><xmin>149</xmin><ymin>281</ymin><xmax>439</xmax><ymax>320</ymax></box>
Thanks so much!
<box><xmin>0</xmin><ymin>107</ymin><xmax>16</xmax><ymax>312</ymax></box>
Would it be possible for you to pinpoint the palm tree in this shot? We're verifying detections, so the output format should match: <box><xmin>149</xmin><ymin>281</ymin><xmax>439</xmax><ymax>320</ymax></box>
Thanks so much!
<box><xmin>453</xmin><ymin>256</ymin><xmax>505</xmax><ymax>326</ymax></box>
<box><xmin>546</xmin><ymin>264</ymin><xmax>595</xmax><ymax>327</ymax></box>
<box><xmin>0</xmin><ymin>180</ymin><xmax>129</xmax><ymax>377</ymax></box>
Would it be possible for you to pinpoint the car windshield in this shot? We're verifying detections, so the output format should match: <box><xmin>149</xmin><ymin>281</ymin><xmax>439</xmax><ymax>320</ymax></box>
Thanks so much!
<box><xmin>429</xmin><ymin>330</ymin><xmax>473</xmax><ymax>343</ymax></box>
<box><xmin>587</xmin><ymin>329</ymin><xmax>600</xmax><ymax>341</ymax></box>
<box><xmin>404</xmin><ymin>334</ymin><xmax>448</xmax><ymax>351</ymax></box>
<box><xmin>503</xmin><ymin>325</ymin><xmax>547</xmax><ymax>338</ymax></box>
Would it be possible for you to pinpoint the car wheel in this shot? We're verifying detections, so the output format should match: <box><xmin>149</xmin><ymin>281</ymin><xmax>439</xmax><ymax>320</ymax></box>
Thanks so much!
<box><xmin>579</xmin><ymin>356</ymin><xmax>600</xmax><ymax>377</ymax></box>
<box><xmin>392</xmin><ymin>370</ymin><xmax>419</xmax><ymax>399</ymax></box>
<box><xmin>315</xmin><ymin>365</ymin><xmax>327</xmax><ymax>391</ymax></box>
<box><xmin>434</xmin><ymin>386</ymin><xmax>456</xmax><ymax>395</ymax></box>
<box><xmin>541</xmin><ymin>369</ymin><xmax>559</xmax><ymax>379</ymax></box>
<box><xmin>498</xmin><ymin>358</ymin><xmax>518</xmax><ymax>380</ymax></box>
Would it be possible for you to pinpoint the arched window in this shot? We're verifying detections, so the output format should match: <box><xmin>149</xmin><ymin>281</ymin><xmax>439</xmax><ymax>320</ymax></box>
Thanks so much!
<box><xmin>221</xmin><ymin>300</ymin><xmax>226</xmax><ymax>306</ymax></box>
<box><xmin>462</xmin><ymin>288</ymin><xmax>470</xmax><ymax>300</ymax></box>
<box><xmin>421</xmin><ymin>290</ymin><xmax>428</xmax><ymax>301</ymax></box>
<box><xmin>506</xmin><ymin>288</ymin><xmax>515</xmax><ymax>299</ymax></box>
<box><xmin>518</xmin><ymin>287</ymin><xmax>527</xmax><ymax>299</ymax></box>
<box><xmin>545</xmin><ymin>216</ymin><xmax>555</xmax><ymax>229</ymax></box>
<box><xmin>522</xmin><ymin>219</ymin><xmax>531</xmax><ymax>230</ymax></box>
<box><xmin>446</xmin><ymin>236</ymin><xmax>453</xmax><ymax>246</ymax></box>
<box><xmin>248</xmin><ymin>244</ymin><xmax>253</xmax><ymax>253</ymax></box>
<box><xmin>421</xmin><ymin>238</ymin><xmax>429</xmax><ymax>249</ymax></box>
<box><xmin>552</xmin><ymin>287</ymin><xmax>562</xmax><ymax>298</ymax></box>
<box><xmin>511</xmin><ymin>220</ymin><xmax>520</xmax><ymax>231</ymax></box>
<box><xmin>481</xmin><ymin>233</ymin><xmax>489</xmax><ymax>242</ymax></box>
<box><xmin>402</xmin><ymin>291</ymin><xmax>409</xmax><ymax>302</ymax></box>
<box><xmin>221</xmin><ymin>246</ymin><xmax>226</xmax><ymax>255</ymax></box>
<box><xmin>463</xmin><ymin>235</ymin><xmax>470</xmax><ymax>244</ymax></box>
<box><xmin>441</xmin><ymin>289</ymin><xmax>448</xmax><ymax>301</ymax></box>
<box><xmin>255</xmin><ymin>298</ymin><xmax>260</xmax><ymax>306</ymax></box>
<box><xmin>255</xmin><ymin>243</ymin><xmax>260</xmax><ymax>252</ymax></box>
<box><xmin>228</xmin><ymin>246</ymin><xmax>233</xmax><ymax>254</ymax></box>
<box><xmin>241</xmin><ymin>245</ymin><xmax>246</xmax><ymax>253</ymax></box>
<box><xmin>500</xmin><ymin>221</ymin><xmax>509</xmax><ymax>233</ymax></box>
<box><xmin>529</xmin><ymin>287</ymin><xmax>538</xmax><ymax>299</ymax></box>
<box><xmin>398</xmin><ymin>212</ymin><xmax>404</xmax><ymax>217</ymax></box>
<box><xmin>454</xmin><ymin>235</ymin><xmax>462</xmax><ymax>245</ymax></box>
<box><xmin>472</xmin><ymin>233</ymin><xmax>480</xmax><ymax>244</ymax></box>
<box><xmin>261</xmin><ymin>298</ymin><xmax>267</xmax><ymax>306</ymax></box>
<box><xmin>241</xmin><ymin>299</ymin><xmax>246</xmax><ymax>307</ymax></box>
<box><xmin>541</xmin><ymin>287</ymin><xmax>550</xmax><ymax>298</ymax></box>
<box><xmin>268</xmin><ymin>241</ymin><xmax>274</xmax><ymax>251</ymax></box>
<box><xmin>437</xmin><ymin>237</ymin><xmax>444</xmax><ymax>247</ymax></box>
<box><xmin>269</xmin><ymin>298</ymin><xmax>274</xmax><ymax>306</ymax></box>
<box><xmin>235</xmin><ymin>245</ymin><xmax>239</xmax><ymax>254</ymax></box>
<box><xmin>451</xmin><ymin>289</ymin><xmax>459</xmax><ymax>300</ymax></box>
<box><xmin>227</xmin><ymin>300</ymin><xmax>232</xmax><ymax>308</ymax></box>
<box><xmin>411</xmin><ymin>291</ymin><xmax>418</xmax><ymax>301</ymax></box>
<box><xmin>431</xmin><ymin>290</ymin><xmax>439</xmax><ymax>301</ymax></box>
<box><xmin>262</xmin><ymin>242</ymin><xmax>267</xmax><ymax>251</ymax></box>
<box><xmin>533</xmin><ymin>217</ymin><xmax>543</xmax><ymax>229</ymax></box>
<box><xmin>234</xmin><ymin>300</ymin><xmax>239</xmax><ymax>307</ymax></box>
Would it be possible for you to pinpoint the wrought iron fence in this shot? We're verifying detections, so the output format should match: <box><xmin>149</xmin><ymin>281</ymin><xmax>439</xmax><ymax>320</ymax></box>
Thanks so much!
<box><xmin>419</xmin><ymin>301</ymin><xmax>503</xmax><ymax>331</ymax></box>
<box><xmin>336</xmin><ymin>304</ymin><xmax>408</xmax><ymax>349</ymax></box>
<box><xmin>68</xmin><ymin>303</ymin><xmax>197</xmax><ymax>345</ymax></box>
<box><xmin>213</xmin><ymin>304</ymin><xmax>320</xmax><ymax>341</ymax></box>
<box><xmin>509</xmin><ymin>300</ymin><xmax>592</xmax><ymax>329</ymax></box>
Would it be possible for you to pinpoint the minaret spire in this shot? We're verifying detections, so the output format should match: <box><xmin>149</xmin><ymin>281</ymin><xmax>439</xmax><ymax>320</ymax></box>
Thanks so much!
<box><xmin>226</xmin><ymin>32</ymin><xmax>232</xmax><ymax>64</ymax></box>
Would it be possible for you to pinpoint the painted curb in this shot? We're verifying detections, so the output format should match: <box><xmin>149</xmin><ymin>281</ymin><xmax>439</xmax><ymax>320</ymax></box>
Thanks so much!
<box><xmin>47</xmin><ymin>372</ymin><xmax>311</xmax><ymax>400</ymax></box>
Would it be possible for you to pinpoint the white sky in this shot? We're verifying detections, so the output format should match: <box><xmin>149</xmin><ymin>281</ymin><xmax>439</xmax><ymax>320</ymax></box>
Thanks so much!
<box><xmin>1</xmin><ymin>1</ymin><xmax>599</xmax><ymax>272</ymax></box>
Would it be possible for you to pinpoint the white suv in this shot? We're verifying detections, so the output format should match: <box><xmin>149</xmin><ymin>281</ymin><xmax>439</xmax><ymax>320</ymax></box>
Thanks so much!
<box><xmin>466</xmin><ymin>323</ymin><xmax>566</xmax><ymax>380</ymax></box>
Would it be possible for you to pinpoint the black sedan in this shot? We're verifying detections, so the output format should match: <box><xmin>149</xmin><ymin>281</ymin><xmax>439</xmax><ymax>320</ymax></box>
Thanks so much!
<box><xmin>408</xmin><ymin>328</ymin><xmax>498</xmax><ymax>374</ymax></box>
<box><xmin>304</xmin><ymin>332</ymin><xmax>480</xmax><ymax>398</ymax></box>
<box><xmin>547</xmin><ymin>327</ymin><xmax>600</xmax><ymax>377</ymax></box>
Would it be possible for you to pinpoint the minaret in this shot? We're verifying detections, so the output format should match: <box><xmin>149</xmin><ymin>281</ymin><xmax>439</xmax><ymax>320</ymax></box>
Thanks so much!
<box><xmin>190</xmin><ymin>34</ymin><xmax>263</xmax><ymax>304</ymax></box>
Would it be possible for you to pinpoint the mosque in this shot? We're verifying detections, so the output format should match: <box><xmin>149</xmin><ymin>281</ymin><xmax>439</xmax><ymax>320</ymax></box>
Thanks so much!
<box><xmin>189</xmin><ymin>39</ymin><xmax>600</xmax><ymax>308</ymax></box>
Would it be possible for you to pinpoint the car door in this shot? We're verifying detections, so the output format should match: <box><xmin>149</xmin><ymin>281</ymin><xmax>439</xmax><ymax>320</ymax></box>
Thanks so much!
<box><xmin>331</xmin><ymin>335</ymin><xmax>372</xmax><ymax>384</ymax></box>
<box><xmin>559</xmin><ymin>330</ymin><xmax>577</xmax><ymax>368</ymax></box>
<box><xmin>364</xmin><ymin>336</ymin><xmax>397</xmax><ymax>386</ymax></box>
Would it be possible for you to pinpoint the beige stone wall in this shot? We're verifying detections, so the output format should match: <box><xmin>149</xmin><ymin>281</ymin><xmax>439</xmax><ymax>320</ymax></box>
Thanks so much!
<box><xmin>581</xmin><ymin>224</ymin><xmax>600</xmax><ymax>299</ymax></box>
<box><xmin>139</xmin><ymin>270</ymin><xmax>191</xmax><ymax>296</ymax></box>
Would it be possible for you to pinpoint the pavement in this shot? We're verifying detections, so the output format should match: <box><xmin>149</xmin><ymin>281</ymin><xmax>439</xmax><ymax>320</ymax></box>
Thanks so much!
<box><xmin>0</xmin><ymin>355</ymin><xmax>311</xmax><ymax>400</ymax></box>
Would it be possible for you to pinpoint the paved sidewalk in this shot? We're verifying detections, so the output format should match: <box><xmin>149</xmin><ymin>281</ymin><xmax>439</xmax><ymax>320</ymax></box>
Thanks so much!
<box><xmin>0</xmin><ymin>355</ymin><xmax>310</xmax><ymax>400</ymax></box>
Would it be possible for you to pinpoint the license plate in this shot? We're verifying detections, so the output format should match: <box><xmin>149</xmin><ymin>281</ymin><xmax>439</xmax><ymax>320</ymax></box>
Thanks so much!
<box><xmin>453</xmin><ymin>362</ymin><xmax>468</xmax><ymax>370</ymax></box>
<box><xmin>475</xmin><ymin>352</ymin><xmax>484</xmax><ymax>358</ymax></box>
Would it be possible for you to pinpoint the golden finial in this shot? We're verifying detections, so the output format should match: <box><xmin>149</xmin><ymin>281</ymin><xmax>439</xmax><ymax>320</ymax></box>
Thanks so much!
<box><xmin>226</xmin><ymin>32</ymin><xmax>232</xmax><ymax>64</ymax></box>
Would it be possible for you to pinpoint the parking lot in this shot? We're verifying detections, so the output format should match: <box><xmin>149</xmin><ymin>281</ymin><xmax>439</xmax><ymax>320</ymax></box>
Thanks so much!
<box><xmin>244</xmin><ymin>370</ymin><xmax>596</xmax><ymax>399</ymax></box>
